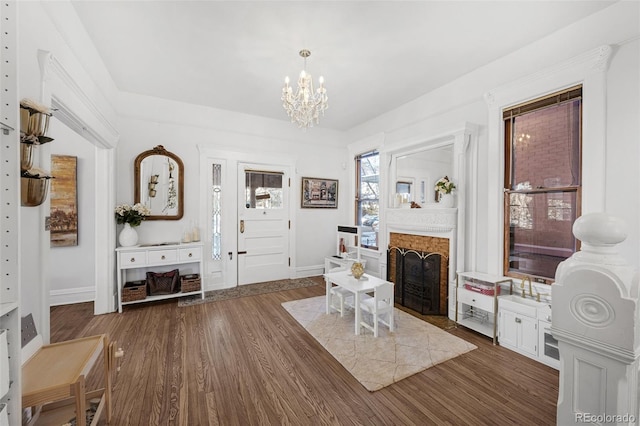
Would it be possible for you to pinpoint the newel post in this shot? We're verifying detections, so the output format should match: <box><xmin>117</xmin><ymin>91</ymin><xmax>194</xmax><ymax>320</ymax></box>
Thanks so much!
<box><xmin>552</xmin><ymin>213</ymin><xmax>640</xmax><ymax>425</ymax></box>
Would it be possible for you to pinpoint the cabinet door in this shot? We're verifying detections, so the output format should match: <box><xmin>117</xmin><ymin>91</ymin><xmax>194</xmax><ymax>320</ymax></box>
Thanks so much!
<box><xmin>518</xmin><ymin>315</ymin><xmax>538</xmax><ymax>357</ymax></box>
<box><xmin>499</xmin><ymin>310</ymin><xmax>519</xmax><ymax>348</ymax></box>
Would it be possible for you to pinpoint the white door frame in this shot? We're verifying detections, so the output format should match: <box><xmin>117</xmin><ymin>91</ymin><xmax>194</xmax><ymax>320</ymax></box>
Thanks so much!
<box><xmin>198</xmin><ymin>146</ymin><xmax>296</xmax><ymax>290</ymax></box>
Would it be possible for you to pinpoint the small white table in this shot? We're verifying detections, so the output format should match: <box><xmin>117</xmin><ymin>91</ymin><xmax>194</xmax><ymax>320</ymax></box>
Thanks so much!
<box><xmin>323</xmin><ymin>269</ymin><xmax>393</xmax><ymax>335</ymax></box>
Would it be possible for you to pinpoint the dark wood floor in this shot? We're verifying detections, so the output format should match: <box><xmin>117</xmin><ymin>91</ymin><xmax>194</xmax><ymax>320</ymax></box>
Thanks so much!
<box><xmin>50</xmin><ymin>277</ymin><xmax>559</xmax><ymax>425</ymax></box>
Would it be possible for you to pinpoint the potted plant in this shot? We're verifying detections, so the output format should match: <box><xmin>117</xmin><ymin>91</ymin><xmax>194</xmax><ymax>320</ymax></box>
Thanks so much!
<box><xmin>434</xmin><ymin>176</ymin><xmax>456</xmax><ymax>207</ymax></box>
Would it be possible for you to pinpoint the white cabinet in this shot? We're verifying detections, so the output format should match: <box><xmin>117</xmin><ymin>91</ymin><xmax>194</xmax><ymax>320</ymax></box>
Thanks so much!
<box><xmin>497</xmin><ymin>297</ymin><xmax>559</xmax><ymax>369</ymax></box>
<box><xmin>456</xmin><ymin>272</ymin><xmax>512</xmax><ymax>344</ymax></box>
<box><xmin>116</xmin><ymin>243</ymin><xmax>204</xmax><ymax>312</ymax></box>
<box><xmin>498</xmin><ymin>308</ymin><xmax>538</xmax><ymax>357</ymax></box>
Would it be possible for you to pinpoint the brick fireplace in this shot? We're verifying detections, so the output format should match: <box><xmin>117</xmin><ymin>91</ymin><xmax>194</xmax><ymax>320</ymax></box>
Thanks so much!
<box><xmin>384</xmin><ymin>207</ymin><xmax>459</xmax><ymax>319</ymax></box>
<box><xmin>388</xmin><ymin>233</ymin><xmax>449</xmax><ymax>315</ymax></box>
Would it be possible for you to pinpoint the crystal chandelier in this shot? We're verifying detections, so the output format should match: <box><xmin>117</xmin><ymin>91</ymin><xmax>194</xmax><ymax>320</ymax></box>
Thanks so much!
<box><xmin>281</xmin><ymin>49</ymin><xmax>328</xmax><ymax>129</ymax></box>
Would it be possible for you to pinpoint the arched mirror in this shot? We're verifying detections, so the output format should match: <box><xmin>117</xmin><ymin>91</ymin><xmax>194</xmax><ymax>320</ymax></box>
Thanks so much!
<box><xmin>134</xmin><ymin>145</ymin><xmax>184</xmax><ymax>220</ymax></box>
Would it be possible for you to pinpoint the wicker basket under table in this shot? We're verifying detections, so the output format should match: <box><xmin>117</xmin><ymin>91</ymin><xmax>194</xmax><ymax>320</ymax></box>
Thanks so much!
<box><xmin>122</xmin><ymin>280</ymin><xmax>147</xmax><ymax>302</ymax></box>
<box><xmin>181</xmin><ymin>274</ymin><xmax>201</xmax><ymax>293</ymax></box>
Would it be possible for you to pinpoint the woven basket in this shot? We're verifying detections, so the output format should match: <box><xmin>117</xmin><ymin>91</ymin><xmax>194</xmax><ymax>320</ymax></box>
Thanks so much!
<box><xmin>181</xmin><ymin>274</ymin><xmax>201</xmax><ymax>293</ymax></box>
<box><xmin>122</xmin><ymin>280</ymin><xmax>147</xmax><ymax>302</ymax></box>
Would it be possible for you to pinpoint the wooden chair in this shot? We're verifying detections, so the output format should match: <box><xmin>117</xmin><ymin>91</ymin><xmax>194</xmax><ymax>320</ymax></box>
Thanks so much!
<box><xmin>359</xmin><ymin>282</ymin><xmax>395</xmax><ymax>337</ymax></box>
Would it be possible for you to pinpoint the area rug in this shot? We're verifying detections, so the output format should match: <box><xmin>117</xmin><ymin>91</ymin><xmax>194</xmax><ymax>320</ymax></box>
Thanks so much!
<box><xmin>178</xmin><ymin>277</ymin><xmax>318</xmax><ymax>307</ymax></box>
<box><xmin>282</xmin><ymin>296</ymin><xmax>477</xmax><ymax>391</ymax></box>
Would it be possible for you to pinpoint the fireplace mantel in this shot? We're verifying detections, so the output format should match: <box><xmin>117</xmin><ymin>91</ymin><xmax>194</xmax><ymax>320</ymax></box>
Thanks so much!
<box><xmin>385</xmin><ymin>207</ymin><xmax>458</xmax><ymax>277</ymax></box>
<box><xmin>385</xmin><ymin>207</ymin><xmax>457</xmax><ymax>233</ymax></box>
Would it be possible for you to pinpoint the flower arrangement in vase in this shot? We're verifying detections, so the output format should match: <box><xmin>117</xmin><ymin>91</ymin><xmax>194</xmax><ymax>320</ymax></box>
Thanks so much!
<box><xmin>115</xmin><ymin>203</ymin><xmax>152</xmax><ymax>247</ymax></box>
<box><xmin>434</xmin><ymin>176</ymin><xmax>456</xmax><ymax>207</ymax></box>
<box><xmin>115</xmin><ymin>203</ymin><xmax>151</xmax><ymax>227</ymax></box>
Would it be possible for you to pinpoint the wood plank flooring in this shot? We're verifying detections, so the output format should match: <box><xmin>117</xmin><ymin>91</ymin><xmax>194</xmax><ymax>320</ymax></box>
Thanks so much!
<box><xmin>50</xmin><ymin>277</ymin><xmax>559</xmax><ymax>425</ymax></box>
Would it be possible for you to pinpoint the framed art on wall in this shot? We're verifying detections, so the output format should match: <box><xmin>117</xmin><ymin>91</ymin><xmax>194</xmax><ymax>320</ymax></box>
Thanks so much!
<box><xmin>301</xmin><ymin>177</ymin><xmax>338</xmax><ymax>208</ymax></box>
<box><xmin>50</xmin><ymin>155</ymin><xmax>78</xmax><ymax>247</ymax></box>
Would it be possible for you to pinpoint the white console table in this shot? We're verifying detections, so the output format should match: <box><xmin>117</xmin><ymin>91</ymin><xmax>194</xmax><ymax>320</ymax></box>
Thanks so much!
<box><xmin>116</xmin><ymin>242</ymin><xmax>204</xmax><ymax>313</ymax></box>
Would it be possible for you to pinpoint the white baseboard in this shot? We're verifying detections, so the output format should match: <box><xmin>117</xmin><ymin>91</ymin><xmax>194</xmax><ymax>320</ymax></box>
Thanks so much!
<box><xmin>49</xmin><ymin>286</ymin><xmax>95</xmax><ymax>306</ymax></box>
<box><xmin>295</xmin><ymin>265</ymin><xmax>324</xmax><ymax>278</ymax></box>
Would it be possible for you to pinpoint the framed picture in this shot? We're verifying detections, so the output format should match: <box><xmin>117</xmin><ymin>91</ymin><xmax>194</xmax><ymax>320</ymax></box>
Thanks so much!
<box><xmin>50</xmin><ymin>155</ymin><xmax>78</xmax><ymax>247</ymax></box>
<box><xmin>301</xmin><ymin>177</ymin><xmax>338</xmax><ymax>208</ymax></box>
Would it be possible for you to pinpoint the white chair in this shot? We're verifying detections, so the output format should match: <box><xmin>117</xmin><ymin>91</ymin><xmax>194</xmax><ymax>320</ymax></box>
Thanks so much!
<box><xmin>328</xmin><ymin>267</ymin><xmax>353</xmax><ymax>317</ymax></box>
<box><xmin>359</xmin><ymin>282</ymin><xmax>395</xmax><ymax>337</ymax></box>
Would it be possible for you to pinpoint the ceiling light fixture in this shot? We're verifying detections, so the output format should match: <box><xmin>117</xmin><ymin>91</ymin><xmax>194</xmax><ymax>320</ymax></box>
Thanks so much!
<box><xmin>281</xmin><ymin>49</ymin><xmax>328</xmax><ymax>129</ymax></box>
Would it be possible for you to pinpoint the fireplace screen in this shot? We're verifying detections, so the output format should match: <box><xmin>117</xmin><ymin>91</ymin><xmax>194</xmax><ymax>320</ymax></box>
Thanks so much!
<box><xmin>389</xmin><ymin>248</ymin><xmax>443</xmax><ymax>315</ymax></box>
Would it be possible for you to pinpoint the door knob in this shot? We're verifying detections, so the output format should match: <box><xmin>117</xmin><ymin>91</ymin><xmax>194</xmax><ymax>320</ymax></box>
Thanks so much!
<box><xmin>240</xmin><ymin>220</ymin><xmax>245</xmax><ymax>233</ymax></box>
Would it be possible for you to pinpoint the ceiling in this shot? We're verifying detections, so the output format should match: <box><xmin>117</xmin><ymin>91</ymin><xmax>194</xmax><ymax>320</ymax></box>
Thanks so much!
<box><xmin>69</xmin><ymin>1</ymin><xmax>617</xmax><ymax>131</ymax></box>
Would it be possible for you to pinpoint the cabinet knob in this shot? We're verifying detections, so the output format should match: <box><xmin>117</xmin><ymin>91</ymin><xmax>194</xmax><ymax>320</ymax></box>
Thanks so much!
<box><xmin>188</xmin><ymin>253</ymin><xmax>193</xmax><ymax>257</ymax></box>
<box><xmin>161</xmin><ymin>255</ymin><xmax>166</xmax><ymax>260</ymax></box>
<box><xmin>130</xmin><ymin>257</ymin><xmax>135</xmax><ymax>263</ymax></box>
<box><xmin>515</xmin><ymin>317</ymin><xmax>521</xmax><ymax>323</ymax></box>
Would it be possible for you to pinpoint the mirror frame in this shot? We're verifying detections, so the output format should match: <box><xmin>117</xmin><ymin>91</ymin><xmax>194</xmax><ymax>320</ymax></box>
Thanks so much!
<box><xmin>134</xmin><ymin>145</ymin><xmax>184</xmax><ymax>220</ymax></box>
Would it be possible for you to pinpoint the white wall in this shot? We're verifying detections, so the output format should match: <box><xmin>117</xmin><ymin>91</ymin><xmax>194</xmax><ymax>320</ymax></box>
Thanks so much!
<box><xmin>348</xmin><ymin>1</ymin><xmax>640</xmax><ymax>273</ymax></box>
<box><xmin>48</xmin><ymin>118</ymin><xmax>96</xmax><ymax>305</ymax></box>
<box><xmin>115</xmin><ymin>93</ymin><xmax>351</xmax><ymax>279</ymax></box>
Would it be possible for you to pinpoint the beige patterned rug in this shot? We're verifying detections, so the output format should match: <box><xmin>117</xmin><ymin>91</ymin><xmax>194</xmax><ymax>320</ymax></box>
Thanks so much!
<box><xmin>178</xmin><ymin>277</ymin><xmax>318</xmax><ymax>307</ymax></box>
<box><xmin>282</xmin><ymin>296</ymin><xmax>477</xmax><ymax>391</ymax></box>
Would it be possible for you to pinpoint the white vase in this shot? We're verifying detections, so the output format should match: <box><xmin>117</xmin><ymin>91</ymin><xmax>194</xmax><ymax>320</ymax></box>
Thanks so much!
<box><xmin>119</xmin><ymin>223</ymin><xmax>139</xmax><ymax>247</ymax></box>
<box><xmin>439</xmin><ymin>193</ymin><xmax>454</xmax><ymax>208</ymax></box>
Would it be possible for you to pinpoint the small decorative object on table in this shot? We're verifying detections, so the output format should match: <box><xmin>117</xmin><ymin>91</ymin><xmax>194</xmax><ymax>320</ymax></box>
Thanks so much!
<box><xmin>115</xmin><ymin>202</ymin><xmax>151</xmax><ymax>247</ymax></box>
<box><xmin>435</xmin><ymin>176</ymin><xmax>456</xmax><ymax>208</ymax></box>
<box><xmin>351</xmin><ymin>262</ymin><xmax>365</xmax><ymax>280</ymax></box>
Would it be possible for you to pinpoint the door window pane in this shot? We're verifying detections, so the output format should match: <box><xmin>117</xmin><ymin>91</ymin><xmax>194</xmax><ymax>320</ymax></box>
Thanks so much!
<box><xmin>244</xmin><ymin>171</ymin><xmax>283</xmax><ymax>209</ymax></box>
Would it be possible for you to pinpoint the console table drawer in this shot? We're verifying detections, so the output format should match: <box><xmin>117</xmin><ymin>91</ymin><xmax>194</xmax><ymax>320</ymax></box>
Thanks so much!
<box><xmin>457</xmin><ymin>288</ymin><xmax>494</xmax><ymax>313</ymax></box>
<box><xmin>120</xmin><ymin>252</ymin><xmax>147</xmax><ymax>268</ymax></box>
<box><xmin>179</xmin><ymin>247</ymin><xmax>201</xmax><ymax>261</ymax></box>
<box><xmin>148</xmin><ymin>249</ymin><xmax>178</xmax><ymax>264</ymax></box>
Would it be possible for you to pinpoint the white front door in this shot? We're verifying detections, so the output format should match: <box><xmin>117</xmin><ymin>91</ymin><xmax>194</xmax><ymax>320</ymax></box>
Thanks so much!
<box><xmin>237</xmin><ymin>164</ymin><xmax>290</xmax><ymax>285</ymax></box>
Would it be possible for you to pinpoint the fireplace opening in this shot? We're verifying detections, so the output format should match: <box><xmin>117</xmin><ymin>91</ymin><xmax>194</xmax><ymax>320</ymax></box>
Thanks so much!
<box><xmin>387</xmin><ymin>246</ymin><xmax>448</xmax><ymax>315</ymax></box>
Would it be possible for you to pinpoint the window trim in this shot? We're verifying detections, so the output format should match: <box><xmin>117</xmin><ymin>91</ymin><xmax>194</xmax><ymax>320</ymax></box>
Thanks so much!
<box><xmin>484</xmin><ymin>45</ymin><xmax>611</xmax><ymax>277</ymax></box>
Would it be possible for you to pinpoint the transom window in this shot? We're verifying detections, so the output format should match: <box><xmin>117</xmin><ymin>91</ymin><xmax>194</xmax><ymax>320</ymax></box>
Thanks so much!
<box><xmin>503</xmin><ymin>86</ymin><xmax>582</xmax><ymax>282</ymax></box>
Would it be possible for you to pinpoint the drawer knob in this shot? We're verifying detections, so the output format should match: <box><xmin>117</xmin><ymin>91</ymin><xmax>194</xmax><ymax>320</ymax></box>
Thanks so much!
<box><xmin>130</xmin><ymin>258</ymin><xmax>135</xmax><ymax>263</ymax></box>
<box><xmin>188</xmin><ymin>253</ymin><xmax>193</xmax><ymax>257</ymax></box>
<box><xmin>161</xmin><ymin>255</ymin><xmax>166</xmax><ymax>260</ymax></box>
